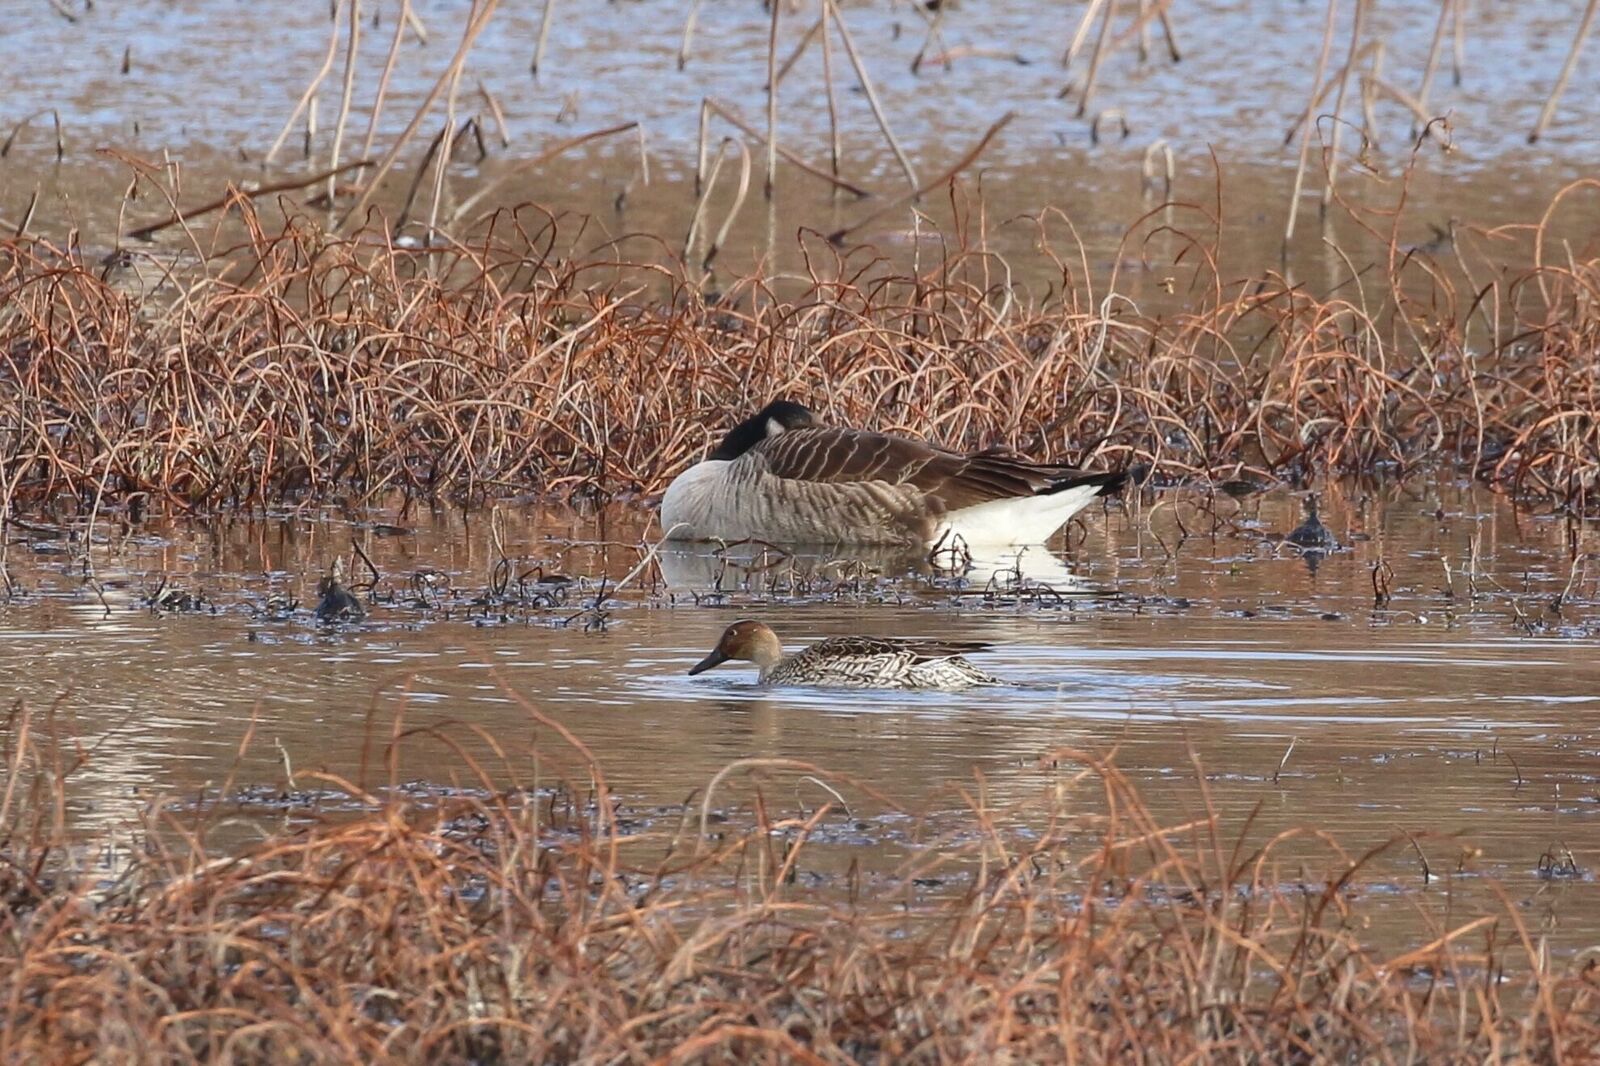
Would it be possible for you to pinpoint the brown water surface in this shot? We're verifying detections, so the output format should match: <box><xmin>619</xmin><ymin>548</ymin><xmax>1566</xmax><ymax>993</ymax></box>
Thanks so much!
<box><xmin>3</xmin><ymin>485</ymin><xmax>1598</xmax><ymax>954</ymax></box>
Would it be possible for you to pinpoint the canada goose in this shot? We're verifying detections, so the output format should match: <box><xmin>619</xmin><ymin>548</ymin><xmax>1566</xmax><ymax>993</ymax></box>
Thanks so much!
<box><xmin>661</xmin><ymin>401</ymin><xmax>1128</xmax><ymax>548</ymax></box>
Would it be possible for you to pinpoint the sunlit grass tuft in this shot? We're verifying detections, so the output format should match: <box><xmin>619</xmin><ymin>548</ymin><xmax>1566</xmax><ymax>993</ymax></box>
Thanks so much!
<box><xmin>2</xmin><ymin>703</ymin><xmax>1596</xmax><ymax>1062</ymax></box>
<box><xmin>1</xmin><ymin>181</ymin><xmax>1597</xmax><ymax>518</ymax></box>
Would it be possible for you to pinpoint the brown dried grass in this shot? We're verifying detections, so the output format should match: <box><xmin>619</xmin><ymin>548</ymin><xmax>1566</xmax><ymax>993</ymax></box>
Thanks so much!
<box><xmin>2</xmin><ymin>701</ymin><xmax>1596</xmax><ymax>1063</ymax></box>
<box><xmin>0</xmin><ymin>178</ymin><xmax>1597</xmax><ymax>518</ymax></box>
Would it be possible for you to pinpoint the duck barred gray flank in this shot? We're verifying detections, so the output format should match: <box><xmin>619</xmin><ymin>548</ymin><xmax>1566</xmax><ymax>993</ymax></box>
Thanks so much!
<box><xmin>688</xmin><ymin>620</ymin><xmax>1004</xmax><ymax>690</ymax></box>
<box><xmin>661</xmin><ymin>400</ymin><xmax>1129</xmax><ymax>548</ymax></box>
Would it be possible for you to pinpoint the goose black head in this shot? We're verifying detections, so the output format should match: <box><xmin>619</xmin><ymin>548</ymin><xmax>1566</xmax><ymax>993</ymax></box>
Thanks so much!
<box><xmin>708</xmin><ymin>400</ymin><xmax>818</xmax><ymax>460</ymax></box>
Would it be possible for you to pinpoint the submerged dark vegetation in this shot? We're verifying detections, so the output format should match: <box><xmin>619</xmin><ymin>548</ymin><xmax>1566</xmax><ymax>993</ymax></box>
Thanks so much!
<box><xmin>2</xmin><ymin>706</ymin><xmax>1596</xmax><ymax>1063</ymax></box>
<box><xmin>0</xmin><ymin>173</ymin><xmax>1597</xmax><ymax>521</ymax></box>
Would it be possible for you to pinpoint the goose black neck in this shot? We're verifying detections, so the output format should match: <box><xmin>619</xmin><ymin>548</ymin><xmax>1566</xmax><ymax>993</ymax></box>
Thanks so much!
<box><xmin>708</xmin><ymin>401</ymin><xmax>816</xmax><ymax>460</ymax></box>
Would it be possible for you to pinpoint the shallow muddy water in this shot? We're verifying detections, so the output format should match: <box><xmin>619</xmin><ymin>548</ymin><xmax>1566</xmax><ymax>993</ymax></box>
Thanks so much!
<box><xmin>4</xmin><ymin>0</ymin><xmax>1598</xmax><ymax>293</ymax></box>
<box><xmin>3</xmin><ymin>485</ymin><xmax>1598</xmax><ymax>953</ymax></box>
<box><xmin>9</xmin><ymin>0</ymin><xmax>1598</xmax><ymax>165</ymax></box>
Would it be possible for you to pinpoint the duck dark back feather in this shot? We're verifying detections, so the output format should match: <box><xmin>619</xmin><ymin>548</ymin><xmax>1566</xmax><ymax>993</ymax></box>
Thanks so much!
<box><xmin>806</xmin><ymin>635</ymin><xmax>992</xmax><ymax>662</ymax></box>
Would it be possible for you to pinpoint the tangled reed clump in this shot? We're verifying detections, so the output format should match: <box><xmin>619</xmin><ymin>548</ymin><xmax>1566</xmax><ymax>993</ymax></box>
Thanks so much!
<box><xmin>1</xmin><ymin>181</ymin><xmax>1597</xmax><ymax>517</ymax></box>
<box><xmin>2</xmin><ymin>705</ymin><xmax>1595</xmax><ymax>1062</ymax></box>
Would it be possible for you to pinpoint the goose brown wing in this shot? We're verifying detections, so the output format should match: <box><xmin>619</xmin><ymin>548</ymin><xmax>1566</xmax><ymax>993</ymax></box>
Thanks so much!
<box><xmin>752</xmin><ymin>426</ymin><xmax>1118</xmax><ymax>512</ymax></box>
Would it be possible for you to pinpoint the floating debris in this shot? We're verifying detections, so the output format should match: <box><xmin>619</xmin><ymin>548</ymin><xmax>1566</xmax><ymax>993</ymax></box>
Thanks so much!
<box><xmin>1286</xmin><ymin>494</ymin><xmax>1340</xmax><ymax>550</ymax></box>
<box><xmin>315</xmin><ymin>558</ymin><xmax>366</xmax><ymax>623</ymax></box>
<box><xmin>1219</xmin><ymin>477</ymin><xmax>1270</xmax><ymax>499</ymax></box>
<box><xmin>146</xmin><ymin>578</ymin><xmax>206</xmax><ymax>614</ymax></box>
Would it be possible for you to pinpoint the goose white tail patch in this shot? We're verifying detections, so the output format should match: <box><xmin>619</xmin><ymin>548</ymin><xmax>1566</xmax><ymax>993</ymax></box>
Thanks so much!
<box><xmin>937</xmin><ymin>483</ymin><xmax>1104</xmax><ymax>546</ymax></box>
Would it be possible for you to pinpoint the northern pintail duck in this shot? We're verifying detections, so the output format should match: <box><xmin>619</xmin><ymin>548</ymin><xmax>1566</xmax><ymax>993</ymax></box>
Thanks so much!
<box><xmin>688</xmin><ymin>619</ymin><xmax>1003</xmax><ymax>689</ymax></box>
<box><xmin>661</xmin><ymin>401</ymin><xmax>1129</xmax><ymax>548</ymax></box>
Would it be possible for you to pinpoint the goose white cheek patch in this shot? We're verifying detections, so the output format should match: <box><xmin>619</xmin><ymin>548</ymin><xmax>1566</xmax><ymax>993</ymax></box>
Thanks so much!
<box><xmin>766</xmin><ymin>418</ymin><xmax>788</xmax><ymax>437</ymax></box>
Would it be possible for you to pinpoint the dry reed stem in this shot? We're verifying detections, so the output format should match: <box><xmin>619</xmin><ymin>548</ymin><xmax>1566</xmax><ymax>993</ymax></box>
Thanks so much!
<box><xmin>1284</xmin><ymin>0</ymin><xmax>1341</xmax><ymax>247</ymax></box>
<box><xmin>448</xmin><ymin>121</ymin><xmax>639</xmax><ymax>225</ymax></box>
<box><xmin>702</xmin><ymin>138</ymin><xmax>752</xmax><ymax>271</ymax></box>
<box><xmin>702</xmin><ymin>99</ymin><xmax>869</xmax><ymax>198</ymax></box>
<box><xmin>824</xmin><ymin>0</ymin><xmax>919</xmax><ymax>191</ymax></box>
<box><xmin>677</xmin><ymin>0</ymin><xmax>704</xmax><ymax>71</ymax></box>
<box><xmin>265</xmin><ymin>1</ymin><xmax>345</xmax><ymax>166</ymax></box>
<box><xmin>339</xmin><ymin>0</ymin><xmax>503</xmax><ymax>232</ymax></box>
<box><xmin>1529</xmin><ymin>0</ymin><xmax>1600</xmax><ymax>142</ymax></box>
<box><xmin>1</xmin><ymin>176</ymin><xmax>1599</xmax><ymax>516</ymax></box>
<box><xmin>1076</xmin><ymin>0</ymin><xmax>1120</xmax><ymax>117</ymax></box>
<box><xmin>819</xmin><ymin>0</ymin><xmax>841</xmax><ymax>180</ymax></box>
<box><xmin>1414</xmin><ymin>0</ymin><xmax>1453</xmax><ymax>137</ymax></box>
<box><xmin>0</xmin><ymin>109</ymin><xmax>66</xmax><ymax>162</ymax></box>
<box><xmin>1320</xmin><ymin>0</ymin><xmax>1368</xmax><ymax>214</ymax></box>
<box><xmin>826</xmin><ymin>111</ymin><xmax>1015</xmax><ymax>245</ymax></box>
<box><xmin>425</xmin><ymin>26</ymin><xmax>473</xmax><ymax>243</ymax></box>
<box><xmin>764</xmin><ymin>0</ymin><xmax>780</xmax><ymax>200</ymax></box>
<box><xmin>771</xmin><ymin>11</ymin><xmax>823</xmax><ymax>89</ymax></box>
<box><xmin>1062</xmin><ymin>0</ymin><xmax>1108</xmax><ymax>68</ymax></box>
<box><xmin>327</xmin><ymin>0</ymin><xmax>363</xmax><ymax>206</ymax></box>
<box><xmin>359</xmin><ymin>0</ymin><xmax>415</xmax><ymax>161</ymax></box>
<box><xmin>124</xmin><ymin>160</ymin><xmax>375</xmax><ymax>241</ymax></box>
<box><xmin>531</xmin><ymin>0</ymin><xmax>557</xmax><ymax>79</ymax></box>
